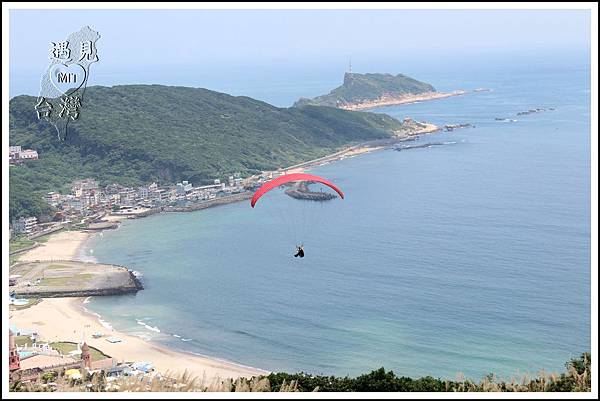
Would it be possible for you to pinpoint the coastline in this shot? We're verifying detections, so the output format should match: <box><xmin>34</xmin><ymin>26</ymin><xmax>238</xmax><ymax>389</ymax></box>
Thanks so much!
<box><xmin>17</xmin><ymin>230</ymin><xmax>93</xmax><ymax>263</ymax></box>
<box><xmin>282</xmin><ymin>121</ymin><xmax>439</xmax><ymax>174</ymax></box>
<box><xmin>9</xmin><ymin>122</ymin><xmax>441</xmax><ymax>380</ymax></box>
<box><xmin>10</xmin><ymin>225</ymin><xmax>267</xmax><ymax>380</ymax></box>
<box><xmin>338</xmin><ymin>90</ymin><xmax>468</xmax><ymax>111</ymax></box>
<box><xmin>10</xmin><ymin>297</ymin><xmax>267</xmax><ymax>380</ymax></box>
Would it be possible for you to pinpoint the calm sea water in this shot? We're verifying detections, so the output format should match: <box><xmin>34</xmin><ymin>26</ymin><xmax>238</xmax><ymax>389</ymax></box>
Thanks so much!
<box><xmin>83</xmin><ymin>62</ymin><xmax>591</xmax><ymax>380</ymax></box>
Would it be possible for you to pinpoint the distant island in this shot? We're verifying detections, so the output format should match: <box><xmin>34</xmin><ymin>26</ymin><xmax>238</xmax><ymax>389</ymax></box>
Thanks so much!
<box><xmin>294</xmin><ymin>72</ymin><xmax>467</xmax><ymax>110</ymax></box>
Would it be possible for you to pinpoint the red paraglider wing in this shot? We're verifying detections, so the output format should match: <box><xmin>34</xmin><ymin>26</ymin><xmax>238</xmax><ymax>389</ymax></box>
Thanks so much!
<box><xmin>250</xmin><ymin>173</ymin><xmax>344</xmax><ymax>208</ymax></box>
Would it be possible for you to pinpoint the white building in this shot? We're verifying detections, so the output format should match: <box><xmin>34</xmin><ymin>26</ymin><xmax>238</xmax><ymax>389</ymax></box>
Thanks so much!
<box><xmin>138</xmin><ymin>186</ymin><xmax>149</xmax><ymax>199</ymax></box>
<box><xmin>151</xmin><ymin>189</ymin><xmax>167</xmax><ymax>203</ymax></box>
<box><xmin>118</xmin><ymin>189</ymin><xmax>137</xmax><ymax>207</ymax></box>
<box><xmin>83</xmin><ymin>192</ymin><xmax>100</xmax><ymax>208</ymax></box>
<box><xmin>19</xmin><ymin>149</ymin><xmax>38</xmax><ymax>160</ymax></box>
<box><xmin>9</xmin><ymin>146</ymin><xmax>39</xmax><ymax>164</ymax></box>
<box><xmin>12</xmin><ymin>216</ymin><xmax>38</xmax><ymax>235</ymax></box>
<box><xmin>44</xmin><ymin>192</ymin><xmax>61</xmax><ymax>206</ymax></box>
<box><xmin>176</xmin><ymin>180</ymin><xmax>193</xmax><ymax>195</ymax></box>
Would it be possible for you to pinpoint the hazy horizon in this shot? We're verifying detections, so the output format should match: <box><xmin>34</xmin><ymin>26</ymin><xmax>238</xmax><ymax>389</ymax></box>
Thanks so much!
<box><xmin>9</xmin><ymin>9</ymin><xmax>591</xmax><ymax>104</ymax></box>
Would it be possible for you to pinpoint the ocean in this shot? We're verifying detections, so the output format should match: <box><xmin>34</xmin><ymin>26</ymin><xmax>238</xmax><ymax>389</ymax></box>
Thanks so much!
<box><xmin>82</xmin><ymin>60</ymin><xmax>591</xmax><ymax>380</ymax></box>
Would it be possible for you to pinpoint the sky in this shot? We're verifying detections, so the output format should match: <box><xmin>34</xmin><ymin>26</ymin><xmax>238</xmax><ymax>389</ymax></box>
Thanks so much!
<box><xmin>9</xmin><ymin>8</ymin><xmax>592</xmax><ymax>102</ymax></box>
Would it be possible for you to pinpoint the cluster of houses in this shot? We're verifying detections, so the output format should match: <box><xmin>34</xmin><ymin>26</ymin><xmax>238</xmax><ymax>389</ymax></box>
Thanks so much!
<box><xmin>9</xmin><ymin>328</ymin><xmax>155</xmax><ymax>385</ymax></box>
<box><xmin>172</xmin><ymin>173</ymin><xmax>247</xmax><ymax>204</ymax></box>
<box><xmin>10</xmin><ymin>166</ymin><xmax>287</xmax><ymax>239</ymax></box>
<box><xmin>9</xmin><ymin>146</ymin><xmax>39</xmax><ymax>165</ymax></box>
<box><xmin>51</xmin><ymin>174</ymin><xmax>252</xmax><ymax>216</ymax></box>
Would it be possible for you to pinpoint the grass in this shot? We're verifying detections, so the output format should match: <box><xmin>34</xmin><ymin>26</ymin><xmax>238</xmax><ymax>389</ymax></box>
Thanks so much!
<box><xmin>9</xmin><ymin>236</ymin><xmax>35</xmax><ymax>253</ymax></box>
<box><xmin>49</xmin><ymin>342</ymin><xmax>110</xmax><ymax>362</ymax></box>
<box><xmin>47</xmin><ymin>264</ymin><xmax>74</xmax><ymax>270</ymax></box>
<box><xmin>9</xmin><ymin>228</ymin><xmax>64</xmax><ymax>256</ymax></box>
<box><xmin>10</xmin><ymin>254</ymin><xmax>21</xmax><ymax>265</ymax></box>
<box><xmin>34</xmin><ymin>232</ymin><xmax>57</xmax><ymax>243</ymax></box>
<box><xmin>13</xmin><ymin>335</ymin><xmax>33</xmax><ymax>347</ymax></box>
<box><xmin>40</xmin><ymin>274</ymin><xmax>94</xmax><ymax>287</ymax></box>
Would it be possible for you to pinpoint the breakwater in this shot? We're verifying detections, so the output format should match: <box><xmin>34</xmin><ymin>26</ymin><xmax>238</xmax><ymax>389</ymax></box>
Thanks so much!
<box><xmin>395</xmin><ymin>142</ymin><xmax>449</xmax><ymax>151</ymax></box>
<box><xmin>84</xmin><ymin>222</ymin><xmax>120</xmax><ymax>231</ymax></box>
<box><xmin>444</xmin><ymin>123</ymin><xmax>474</xmax><ymax>131</ymax></box>
<box><xmin>285</xmin><ymin>182</ymin><xmax>337</xmax><ymax>201</ymax></box>
<box><xmin>10</xmin><ymin>260</ymin><xmax>143</xmax><ymax>298</ymax></box>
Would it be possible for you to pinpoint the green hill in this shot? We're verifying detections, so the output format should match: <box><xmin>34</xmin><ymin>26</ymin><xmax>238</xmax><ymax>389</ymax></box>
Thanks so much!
<box><xmin>294</xmin><ymin>72</ymin><xmax>436</xmax><ymax>108</ymax></box>
<box><xmin>9</xmin><ymin>84</ymin><xmax>407</xmax><ymax>219</ymax></box>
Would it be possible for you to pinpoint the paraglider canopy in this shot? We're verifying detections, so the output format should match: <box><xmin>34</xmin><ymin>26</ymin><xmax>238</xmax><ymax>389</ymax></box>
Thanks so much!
<box><xmin>251</xmin><ymin>173</ymin><xmax>344</xmax><ymax>208</ymax></box>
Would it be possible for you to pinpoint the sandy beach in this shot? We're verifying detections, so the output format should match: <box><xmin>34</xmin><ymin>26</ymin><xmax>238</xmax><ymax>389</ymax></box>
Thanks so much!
<box><xmin>10</xmin><ymin>227</ymin><xmax>268</xmax><ymax>380</ymax></box>
<box><xmin>10</xmin><ymin>297</ymin><xmax>267</xmax><ymax>380</ymax></box>
<box><xmin>18</xmin><ymin>230</ymin><xmax>92</xmax><ymax>262</ymax></box>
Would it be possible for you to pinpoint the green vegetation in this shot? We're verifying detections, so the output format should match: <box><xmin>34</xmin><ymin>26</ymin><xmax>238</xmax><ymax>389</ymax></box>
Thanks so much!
<box><xmin>10</xmin><ymin>254</ymin><xmax>21</xmax><ymax>265</ymax></box>
<box><xmin>10</xmin><ymin>84</ymin><xmax>406</xmax><ymax>220</ymax></box>
<box><xmin>9</xmin><ymin>236</ymin><xmax>35</xmax><ymax>253</ymax></box>
<box><xmin>41</xmin><ymin>371</ymin><xmax>58</xmax><ymax>384</ymax></box>
<box><xmin>49</xmin><ymin>341</ymin><xmax>110</xmax><ymax>361</ymax></box>
<box><xmin>267</xmin><ymin>353</ymin><xmax>591</xmax><ymax>392</ymax></box>
<box><xmin>294</xmin><ymin>72</ymin><xmax>436</xmax><ymax>108</ymax></box>
<box><xmin>39</xmin><ymin>274</ymin><xmax>94</xmax><ymax>287</ymax></box>
<box><xmin>9</xmin><ymin>171</ymin><xmax>56</xmax><ymax>221</ymax></box>
<box><xmin>47</xmin><ymin>263</ymin><xmax>74</xmax><ymax>270</ymax></box>
<box><xmin>10</xmin><ymin>353</ymin><xmax>591</xmax><ymax>392</ymax></box>
<box><xmin>33</xmin><ymin>231</ymin><xmax>60</xmax><ymax>244</ymax></box>
<box><xmin>13</xmin><ymin>335</ymin><xmax>33</xmax><ymax>347</ymax></box>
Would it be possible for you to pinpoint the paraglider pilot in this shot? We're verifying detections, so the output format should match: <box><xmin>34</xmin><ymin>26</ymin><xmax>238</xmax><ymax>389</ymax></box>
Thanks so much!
<box><xmin>294</xmin><ymin>245</ymin><xmax>305</xmax><ymax>258</ymax></box>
